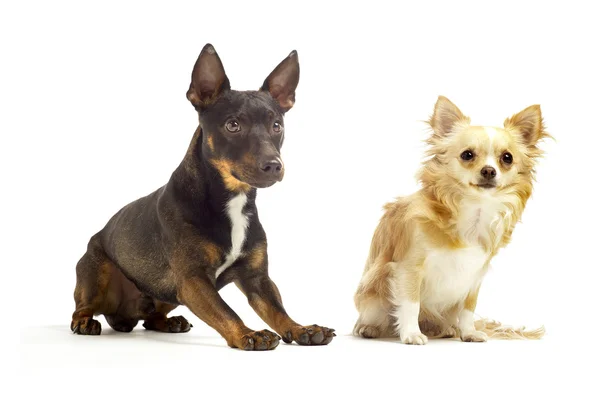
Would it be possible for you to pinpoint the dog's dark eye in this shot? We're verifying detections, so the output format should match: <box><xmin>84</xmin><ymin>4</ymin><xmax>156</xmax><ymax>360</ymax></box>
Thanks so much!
<box><xmin>225</xmin><ymin>120</ymin><xmax>241</xmax><ymax>133</ymax></box>
<box><xmin>502</xmin><ymin>152</ymin><xmax>513</xmax><ymax>164</ymax></box>
<box><xmin>273</xmin><ymin>121</ymin><xmax>282</xmax><ymax>133</ymax></box>
<box><xmin>460</xmin><ymin>150</ymin><xmax>475</xmax><ymax>161</ymax></box>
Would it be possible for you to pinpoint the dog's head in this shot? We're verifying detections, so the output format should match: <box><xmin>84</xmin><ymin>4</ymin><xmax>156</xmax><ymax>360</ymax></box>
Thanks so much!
<box><xmin>420</xmin><ymin>96</ymin><xmax>548</xmax><ymax>197</ymax></box>
<box><xmin>186</xmin><ymin>44</ymin><xmax>299</xmax><ymax>190</ymax></box>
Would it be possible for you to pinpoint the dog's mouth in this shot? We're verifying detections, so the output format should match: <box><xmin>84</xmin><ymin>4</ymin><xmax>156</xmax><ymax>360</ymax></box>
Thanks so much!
<box><xmin>470</xmin><ymin>182</ymin><xmax>497</xmax><ymax>189</ymax></box>
<box><xmin>248</xmin><ymin>179</ymin><xmax>278</xmax><ymax>188</ymax></box>
<box><xmin>231</xmin><ymin>171</ymin><xmax>279</xmax><ymax>189</ymax></box>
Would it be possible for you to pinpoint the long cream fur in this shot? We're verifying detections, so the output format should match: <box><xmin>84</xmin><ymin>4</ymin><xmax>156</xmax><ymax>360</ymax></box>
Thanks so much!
<box><xmin>353</xmin><ymin>96</ymin><xmax>549</xmax><ymax>344</ymax></box>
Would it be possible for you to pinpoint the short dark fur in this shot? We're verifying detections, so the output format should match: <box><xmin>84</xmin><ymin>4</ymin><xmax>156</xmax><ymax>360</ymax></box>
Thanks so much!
<box><xmin>71</xmin><ymin>44</ymin><xmax>335</xmax><ymax>350</ymax></box>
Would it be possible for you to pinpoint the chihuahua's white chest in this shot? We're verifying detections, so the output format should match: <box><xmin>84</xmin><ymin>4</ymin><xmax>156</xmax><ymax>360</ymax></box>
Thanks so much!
<box><xmin>215</xmin><ymin>193</ymin><xmax>249</xmax><ymax>278</ymax></box>
<box><xmin>421</xmin><ymin>246</ymin><xmax>489</xmax><ymax>309</ymax></box>
<box><xmin>420</xmin><ymin>197</ymin><xmax>506</xmax><ymax>310</ymax></box>
<box><xmin>457</xmin><ymin>196</ymin><xmax>508</xmax><ymax>247</ymax></box>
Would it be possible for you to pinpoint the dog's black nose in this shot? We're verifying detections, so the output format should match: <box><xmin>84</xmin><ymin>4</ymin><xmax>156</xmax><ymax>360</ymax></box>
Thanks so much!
<box><xmin>480</xmin><ymin>166</ymin><xmax>497</xmax><ymax>180</ymax></box>
<box><xmin>260</xmin><ymin>159</ymin><xmax>283</xmax><ymax>174</ymax></box>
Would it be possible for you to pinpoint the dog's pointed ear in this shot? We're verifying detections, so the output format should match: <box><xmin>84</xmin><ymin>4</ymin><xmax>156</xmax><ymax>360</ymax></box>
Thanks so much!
<box><xmin>260</xmin><ymin>50</ymin><xmax>299</xmax><ymax>112</ymax></box>
<box><xmin>187</xmin><ymin>44</ymin><xmax>231</xmax><ymax>108</ymax></box>
<box><xmin>430</xmin><ymin>96</ymin><xmax>470</xmax><ymax>136</ymax></box>
<box><xmin>504</xmin><ymin>105</ymin><xmax>544</xmax><ymax>145</ymax></box>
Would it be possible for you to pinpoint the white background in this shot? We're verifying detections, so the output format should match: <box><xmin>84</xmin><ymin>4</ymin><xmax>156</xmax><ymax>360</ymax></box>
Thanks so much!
<box><xmin>7</xmin><ymin>0</ymin><xmax>599</xmax><ymax>403</ymax></box>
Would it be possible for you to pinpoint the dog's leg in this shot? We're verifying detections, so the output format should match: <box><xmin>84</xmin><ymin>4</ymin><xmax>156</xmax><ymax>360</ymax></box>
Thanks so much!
<box><xmin>234</xmin><ymin>244</ymin><xmax>335</xmax><ymax>346</ymax></box>
<box><xmin>353</xmin><ymin>259</ymin><xmax>394</xmax><ymax>338</ymax></box>
<box><xmin>71</xmin><ymin>238</ymin><xmax>112</xmax><ymax>335</ymax></box>
<box><xmin>353</xmin><ymin>297</ymin><xmax>390</xmax><ymax>338</ymax></box>
<box><xmin>178</xmin><ymin>276</ymin><xmax>279</xmax><ymax>350</ymax></box>
<box><xmin>142</xmin><ymin>300</ymin><xmax>192</xmax><ymax>333</ymax></box>
<box><xmin>236</xmin><ymin>274</ymin><xmax>335</xmax><ymax>346</ymax></box>
<box><xmin>390</xmin><ymin>263</ymin><xmax>428</xmax><ymax>345</ymax></box>
<box><xmin>458</xmin><ymin>286</ymin><xmax>487</xmax><ymax>342</ymax></box>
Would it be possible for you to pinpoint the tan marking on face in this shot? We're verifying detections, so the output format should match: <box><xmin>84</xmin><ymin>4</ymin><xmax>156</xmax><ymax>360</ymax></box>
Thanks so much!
<box><xmin>206</xmin><ymin>134</ymin><xmax>215</xmax><ymax>153</ymax></box>
<box><xmin>242</xmin><ymin>152</ymin><xmax>257</xmax><ymax>168</ymax></box>
<box><xmin>210</xmin><ymin>159</ymin><xmax>251</xmax><ymax>193</ymax></box>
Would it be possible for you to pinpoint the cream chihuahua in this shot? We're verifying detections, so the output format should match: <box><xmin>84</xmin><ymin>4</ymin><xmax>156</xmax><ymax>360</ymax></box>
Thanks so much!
<box><xmin>353</xmin><ymin>96</ymin><xmax>548</xmax><ymax>344</ymax></box>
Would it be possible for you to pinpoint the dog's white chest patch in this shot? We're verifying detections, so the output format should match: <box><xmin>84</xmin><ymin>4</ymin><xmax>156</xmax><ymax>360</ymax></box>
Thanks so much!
<box><xmin>457</xmin><ymin>197</ymin><xmax>506</xmax><ymax>247</ymax></box>
<box><xmin>421</xmin><ymin>246</ymin><xmax>489</xmax><ymax>309</ymax></box>
<box><xmin>215</xmin><ymin>193</ymin><xmax>249</xmax><ymax>278</ymax></box>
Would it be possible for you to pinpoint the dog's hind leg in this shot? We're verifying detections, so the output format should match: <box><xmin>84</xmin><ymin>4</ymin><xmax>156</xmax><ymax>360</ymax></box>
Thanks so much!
<box><xmin>71</xmin><ymin>235</ymin><xmax>114</xmax><ymax>335</ymax></box>
<box><xmin>353</xmin><ymin>259</ymin><xmax>394</xmax><ymax>338</ymax></box>
<box><xmin>142</xmin><ymin>300</ymin><xmax>192</xmax><ymax>333</ymax></box>
<box><xmin>353</xmin><ymin>297</ymin><xmax>391</xmax><ymax>338</ymax></box>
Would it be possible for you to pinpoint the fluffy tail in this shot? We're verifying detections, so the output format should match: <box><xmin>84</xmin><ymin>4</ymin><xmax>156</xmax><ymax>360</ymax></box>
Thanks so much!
<box><xmin>474</xmin><ymin>318</ymin><xmax>545</xmax><ymax>340</ymax></box>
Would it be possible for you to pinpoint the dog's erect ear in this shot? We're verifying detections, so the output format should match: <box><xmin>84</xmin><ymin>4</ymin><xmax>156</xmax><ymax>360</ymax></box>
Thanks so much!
<box><xmin>430</xmin><ymin>96</ymin><xmax>470</xmax><ymax>136</ymax></box>
<box><xmin>504</xmin><ymin>105</ymin><xmax>544</xmax><ymax>145</ymax></box>
<box><xmin>187</xmin><ymin>44</ymin><xmax>231</xmax><ymax>108</ymax></box>
<box><xmin>260</xmin><ymin>51</ymin><xmax>299</xmax><ymax>112</ymax></box>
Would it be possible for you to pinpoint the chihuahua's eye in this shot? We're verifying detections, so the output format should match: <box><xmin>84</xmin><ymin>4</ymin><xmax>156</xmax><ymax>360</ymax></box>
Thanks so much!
<box><xmin>502</xmin><ymin>152</ymin><xmax>513</xmax><ymax>164</ymax></box>
<box><xmin>273</xmin><ymin>121</ymin><xmax>282</xmax><ymax>133</ymax></box>
<box><xmin>225</xmin><ymin>120</ymin><xmax>241</xmax><ymax>133</ymax></box>
<box><xmin>460</xmin><ymin>150</ymin><xmax>475</xmax><ymax>161</ymax></box>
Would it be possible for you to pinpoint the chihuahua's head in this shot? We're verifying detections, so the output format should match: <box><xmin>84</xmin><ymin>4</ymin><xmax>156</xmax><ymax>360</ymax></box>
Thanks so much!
<box><xmin>186</xmin><ymin>44</ymin><xmax>299</xmax><ymax>191</ymax></box>
<box><xmin>420</xmin><ymin>96</ymin><xmax>548</xmax><ymax>199</ymax></box>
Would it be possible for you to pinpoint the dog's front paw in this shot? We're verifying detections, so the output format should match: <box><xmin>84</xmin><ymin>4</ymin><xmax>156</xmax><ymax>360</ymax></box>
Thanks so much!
<box><xmin>143</xmin><ymin>315</ymin><xmax>192</xmax><ymax>333</ymax></box>
<box><xmin>71</xmin><ymin>317</ymin><xmax>102</xmax><ymax>335</ymax></box>
<box><xmin>461</xmin><ymin>330</ymin><xmax>488</xmax><ymax>342</ymax></box>
<box><xmin>231</xmin><ymin>329</ymin><xmax>280</xmax><ymax>351</ymax></box>
<box><xmin>400</xmin><ymin>331</ymin><xmax>428</xmax><ymax>345</ymax></box>
<box><xmin>165</xmin><ymin>315</ymin><xmax>192</xmax><ymax>333</ymax></box>
<box><xmin>282</xmin><ymin>324</ymin><xmax>336</xmax><ymax>346</ymax></box>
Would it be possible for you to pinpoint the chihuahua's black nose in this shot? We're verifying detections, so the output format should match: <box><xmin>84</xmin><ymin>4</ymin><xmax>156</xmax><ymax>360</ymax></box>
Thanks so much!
<box><xmin>480</xmin><ymin>166</ymin><xmax>497</xmax><ymax>180</ymax></box>
<box><xmin>260</xmin><ymin>159</ymin><xmax>282</xmax><ymax>174</ymax></box>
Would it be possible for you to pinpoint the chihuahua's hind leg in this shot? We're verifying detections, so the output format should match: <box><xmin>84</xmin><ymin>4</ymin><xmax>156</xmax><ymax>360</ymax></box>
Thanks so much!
<box><xmin>353</xmin><ymin>259</ymin><xmax>395</xmax><ymax>339</ymax></box>
<box><xmin>353</xmin><ymin>297</ymin><xmax>391</xmax><ymax>338</ymax></box>
<box><xmin>71</xmin><ymin>236</ymin><xmax>113</xmax><ymax>335</ymax></box>
<box><xmin>142</xmin><ymin>300</ymin><xmax>192</xmax><ymax>333</ymax></box>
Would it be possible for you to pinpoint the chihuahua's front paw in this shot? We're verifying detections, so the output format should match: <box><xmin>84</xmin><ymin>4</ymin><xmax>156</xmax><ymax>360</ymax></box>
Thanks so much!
<box><xmin>231</xmin><ymin>329</ymin><xmax>281</xmax><ymax>351</ymax></box>
<box><xmin>400</xmin><ymin>331</ymin><xmax>428</xmax><ymax>345</ymax></box>
<box><xmin>282</xmin><ymin>324</ymin><xmax>336</xmax><ymax>346</ymax></box>
<box><xmin>461</xmin><ymin>330</ymin><xmax>488</xmax><ymax>342</ymax></box>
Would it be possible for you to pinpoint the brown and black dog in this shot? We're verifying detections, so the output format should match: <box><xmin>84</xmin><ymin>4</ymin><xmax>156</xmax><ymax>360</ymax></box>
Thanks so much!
<box><xmin>71</xmin><ymin>44</ymin><xmax>335</xmax><ymax>350</ymax></box>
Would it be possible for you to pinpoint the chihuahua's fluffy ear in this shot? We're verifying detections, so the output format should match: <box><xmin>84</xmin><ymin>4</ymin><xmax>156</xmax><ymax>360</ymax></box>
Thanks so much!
<box><xmin>429</xmin><ymin>96</ymin><xmax>471</xmax><ymax>138</ymax></box>
<box><xmin>187</xmin><ymin>44</ymin><xmax>231</xmax><ymax>108</ymax></box>
<box><xmin>504</xmin><ymin>105</ymin><xmax>545</xmax><ymax>145</ymax></box>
